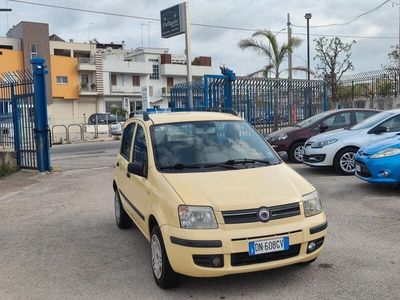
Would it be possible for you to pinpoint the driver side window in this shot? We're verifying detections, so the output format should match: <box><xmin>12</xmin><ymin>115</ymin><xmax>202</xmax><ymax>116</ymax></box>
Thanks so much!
<box><xmin>379</xmin><ymin>115</ymin><xmax>400</xmax><ymax>132</ymax></box>
<box><xmin>322</xmin><ymin>112</ymin><xmax>351</xmax><ymax>128</ymax></box>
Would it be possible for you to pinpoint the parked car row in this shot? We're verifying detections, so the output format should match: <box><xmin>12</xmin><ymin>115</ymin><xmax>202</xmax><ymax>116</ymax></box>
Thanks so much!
<box><xmin>268</xmin><ymin>109</ymin><xmax>400</xmax><ymax>186</ymax></box>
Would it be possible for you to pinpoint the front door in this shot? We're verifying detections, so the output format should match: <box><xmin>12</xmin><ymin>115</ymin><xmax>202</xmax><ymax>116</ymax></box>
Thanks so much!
<box><xmin>125</xmin><ymin>123</ymin><xmax>151</xmax><ymax>232</ymax></box>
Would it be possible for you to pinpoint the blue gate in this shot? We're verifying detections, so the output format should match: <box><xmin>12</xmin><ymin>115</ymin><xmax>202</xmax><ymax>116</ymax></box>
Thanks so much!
<box><xmin>171</xmin><ymin>68</ymin><xmax>328</xmax><ymax>135</ymax></box>
<box><xmin>0</xmin><ymin>58</ymin><xmax>51</xmax><ymax>171</ymax></box>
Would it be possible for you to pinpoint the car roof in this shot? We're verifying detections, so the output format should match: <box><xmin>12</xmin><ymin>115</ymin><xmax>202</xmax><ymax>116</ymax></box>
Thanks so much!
<box><xmin>324</xmin><ymin>108</ymin><xmax>380</xmax><ymax>114</ymax></box>
<box><xmin>132</xmin><ymin>111</ymin><xmax>242</xmax><ymax>125</ymax></box>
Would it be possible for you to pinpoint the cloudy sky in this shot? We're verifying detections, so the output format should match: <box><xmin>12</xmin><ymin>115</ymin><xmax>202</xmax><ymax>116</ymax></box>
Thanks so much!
<box><xmin>1</xmin><ymin>0</ymin><xmax>399</xmax><ymax>78</ymax></box>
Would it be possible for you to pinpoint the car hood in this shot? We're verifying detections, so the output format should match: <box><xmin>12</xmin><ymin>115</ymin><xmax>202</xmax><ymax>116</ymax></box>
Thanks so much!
<box><xmin>360</xmin><ymin>136</ymin><xmax>400</xmax><ymax>155</ymax></box>
<box><xmin>308</xmin><ymin>128</ymin><xmax>359</xmax><ymax>142</ymax></box>
<box><xmin>162</xmin><ymin>164</ymin><xmax>314</xmax><ymax>211</ymax></box>
<box><xmin>268</xmin><ymin>127</ymin><xmax>299</xmax><ymax>137</ymax></box>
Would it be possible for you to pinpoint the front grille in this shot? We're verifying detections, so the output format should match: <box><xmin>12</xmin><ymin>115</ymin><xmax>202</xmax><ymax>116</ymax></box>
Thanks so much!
<box><xmin>231</xmin><ymin>244</ymin><xmax>301</xmax><ymax>266</ymax></box>
<box><xmin>355</xmin><ymin>160</ymin><xmax>372</xmax><ymax>177</ymax></box>
<box><xmin>222</xmin><ymin>202</ymin><xmax>301</xmax><ymax>224</ymax></box>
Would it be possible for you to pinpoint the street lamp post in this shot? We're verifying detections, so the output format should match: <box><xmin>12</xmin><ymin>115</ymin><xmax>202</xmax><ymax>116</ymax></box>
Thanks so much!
<box><xmin>304</xmin><ymin>13</ymin><xmax>312</xmax><ymax>81</ymax></box>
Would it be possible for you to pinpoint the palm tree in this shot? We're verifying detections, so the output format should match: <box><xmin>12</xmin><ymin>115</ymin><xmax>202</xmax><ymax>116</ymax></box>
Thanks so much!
<box><xmin>238</xmin><ymin>30</ymin><xmax>306</xmax><ymax>78</ymax></box>
<box><xmin>238</xmin><ymin>30</ymin><xmax>308</xmax><ymax>129</ymax></box>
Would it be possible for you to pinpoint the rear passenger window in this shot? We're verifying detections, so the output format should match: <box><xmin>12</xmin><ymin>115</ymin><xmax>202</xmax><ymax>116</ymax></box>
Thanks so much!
<box><xmin>120</xmin><ymin>123</ymin><xmax>135</xmax><ymax>160</ymax></box>
<box><xmin>322</xmin><ymin>112</ymin><xmax>351</xmax><ymax>128</ymax></box>
<box><xmin>133</xmin><ymin>125</ymin><xmax>148</xmax><ymax>165</ymax></box>
<box><xmin>356</xmin><ymin>111</ymin><xmax>376</xmax><ymax>123</ymax></box>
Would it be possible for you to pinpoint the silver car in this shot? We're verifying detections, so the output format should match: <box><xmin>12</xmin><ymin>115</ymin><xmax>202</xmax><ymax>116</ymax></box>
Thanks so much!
<box><xmin>303</xmin><ymin>110</ymin><xmax>400</xmax><ymax>175</ymax></box>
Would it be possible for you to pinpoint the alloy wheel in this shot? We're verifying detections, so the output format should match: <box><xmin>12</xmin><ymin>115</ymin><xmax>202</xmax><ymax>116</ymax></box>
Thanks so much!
<box><xmin>151</xmin><ymin>234</ymin><xmax>163</xmax><ymax>280</ymax></box>
<box><xmin>339</xmin><ymin>152</ymin><xmax>356</xmax><ymax>173</ymax></box>
<box><xmin>294</xmin><ymin>145</ymin><xmax>304</xmax><ymax>162</ymax></box>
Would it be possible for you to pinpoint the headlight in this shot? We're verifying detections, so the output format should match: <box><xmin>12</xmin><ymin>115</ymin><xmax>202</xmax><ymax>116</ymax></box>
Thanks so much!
<box><xmin>302</xmin><ymin>191</ymin><xmax>322</xmax><ymax>217</ymax></box>
<box><xmin>271</xmin><ymin>134</ymin><xmax>288</xmax><ymax>141</ymax></box>
<box><xmin>311</xmin><ymin>139</ymin><xmax>338</xmax><ymax>148</ymax></box>
<box><xmin>178</xmin><ymin>205</ymin><xmax>218</xmax><ymax>229</ymax></box>
<box><xmin>370</xmin><ymin>148</ymin><xmax>400</xmax><ymax>159</ymax></box>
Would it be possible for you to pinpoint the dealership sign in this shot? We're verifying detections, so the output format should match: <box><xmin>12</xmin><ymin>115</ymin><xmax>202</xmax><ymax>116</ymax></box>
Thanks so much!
<box><xmin>160</xmin><ymin>3</ymin><xmax>185</xmax><ymax>38</ymax></box>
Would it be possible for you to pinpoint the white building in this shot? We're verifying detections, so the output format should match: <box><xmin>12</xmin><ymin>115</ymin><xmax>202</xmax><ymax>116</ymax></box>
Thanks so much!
<box><xmin>99</xmin><ymin>47</ymin><xmax>216</xmax><ymax>114</ymax></box>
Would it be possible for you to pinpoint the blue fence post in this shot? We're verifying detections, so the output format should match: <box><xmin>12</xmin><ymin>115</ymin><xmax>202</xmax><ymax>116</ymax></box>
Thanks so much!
<box><xmin>221</xmin><ymin>67</ymin><xmax>236</xmax><ymax>108</ymax></box>
<box><xmin>32</xmin><ymin>57</ymin><xmax>51</xmax><ymax>172</ymax></box>
<box><xmin>10</xmin><ymin>83</ymin><xmax>21</xmax><ymax>166</ymax></box>
<box><xmin>323</xmin><ymin>81</ymin><xmax>329</xmax><ymax>111</ymax></box>
<box><xmin>203</xmin><ymin>75</ymin><xmax>209</xmax><ymax>108</ymax></box>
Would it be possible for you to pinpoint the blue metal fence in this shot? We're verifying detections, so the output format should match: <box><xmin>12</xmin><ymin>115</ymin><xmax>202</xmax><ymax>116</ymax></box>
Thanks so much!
<box><xmin>0</xmin><ymin>58</ymin><xmax>51</xmax><ymax>172</ymax></box>
<box><xmin>171</xmin><ymin>69</ymin><xmax>328</xmax><ymax>135</ymax></box>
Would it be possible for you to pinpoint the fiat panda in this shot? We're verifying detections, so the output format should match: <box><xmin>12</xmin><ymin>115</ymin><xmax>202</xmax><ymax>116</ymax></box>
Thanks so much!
<box><xmin>113</xmin><ymin>111</ymin><xmax>327</xmax><ymax>289</ymax></box>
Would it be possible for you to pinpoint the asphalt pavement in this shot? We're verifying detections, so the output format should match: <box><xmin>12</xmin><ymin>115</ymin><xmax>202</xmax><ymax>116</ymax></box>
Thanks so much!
<box><xmin>0</xmin><ymin>141</ymin><xmax>399</xmax><ymax>299</ymax></box>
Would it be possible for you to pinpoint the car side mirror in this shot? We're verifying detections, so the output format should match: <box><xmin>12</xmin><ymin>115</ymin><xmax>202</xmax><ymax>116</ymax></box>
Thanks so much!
<box><xmin>370</xmin><ymin>126</ymin><xmax>387</xmax><ymax>134</ymax></box>
<box><xmin>278</xmin><ymin>151</ymin><xmax>289</xmax><ymax>162</ymax></box>
<box><xmin>127</xmin><ymin>161</ymin><xmax>146</xmax><ymax>177</ymax></box>
<box><xmin>320</xmin><ymin>125</ymin><xmax>328</xmax><ymax>133</ymax></box>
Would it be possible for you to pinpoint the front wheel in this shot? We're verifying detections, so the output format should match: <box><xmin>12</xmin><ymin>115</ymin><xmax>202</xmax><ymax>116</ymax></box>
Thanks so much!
<box><xmin>150</xmin><ymin>225</ymin><xmax>179</xmax><ymax>289</ymax></box>
<box><xmin>334</xmin><ymin>147</ymin><xmax>358</xmax><ymax>175</ymax></box>
<box><xmin>289</xmin><ymin>142</ymin><xmax>305</xmax><ymax>163</ymax></box>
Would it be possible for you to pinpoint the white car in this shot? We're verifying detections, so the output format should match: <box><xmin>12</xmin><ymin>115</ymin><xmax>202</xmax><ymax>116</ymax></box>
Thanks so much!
<box><xmin>303</xmin><ymin>109</ymin><xmax>400</xmax><ymax>175</ymax></box>
<box><xmin>111</xmin><ymin>122</ymin><xmax>124</xmax><ymax>136</ymax></box>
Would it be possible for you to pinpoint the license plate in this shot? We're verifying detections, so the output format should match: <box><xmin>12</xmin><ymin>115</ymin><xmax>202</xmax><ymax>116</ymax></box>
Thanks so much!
<box><xmin>249</xmin><ymin>237</ymin><xmax>289</xmax><ymax>256</ymax></box>
<box><xmin>355</xmin><ymin>164</ymin><xmax>361</xmax><ymax>173</ymax></box>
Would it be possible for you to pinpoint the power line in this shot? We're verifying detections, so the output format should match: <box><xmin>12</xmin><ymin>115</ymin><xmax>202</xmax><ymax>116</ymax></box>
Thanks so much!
<box><xmin>8</xmin><ymin>0</ymin><xmax>398</xmax><ymax>40</ymax></box>
<box><xmin>292</xmin><ymin>0</ymin><xmax>394</xmax><ymax>28</ymax></box>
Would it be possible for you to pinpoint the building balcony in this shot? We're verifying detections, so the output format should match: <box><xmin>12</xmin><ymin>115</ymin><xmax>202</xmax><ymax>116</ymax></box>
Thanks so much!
<box><xmin>160</xmin><ymin>64</ymin><xmax>213</xmax><ymax>77</ymax></box>
<box><xmin>110</xmin><ymin>85</ymin><xmax>141</xmax><ymax>94</ymax></box>
<box><xmin>80</xmin><ymin>83</ymin><xmax>97</xmax><ymax>95</ymax></box>
<box><xmin>77</xmin><ymin>57</ymin><xmax>96</xmax><ymax>71</ymax></box>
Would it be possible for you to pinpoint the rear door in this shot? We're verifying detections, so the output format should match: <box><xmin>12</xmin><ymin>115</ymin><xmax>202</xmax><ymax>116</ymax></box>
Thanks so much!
<box><xmin>116</xmin><ymin>122</ymin><xmax>136</xmax><ymax>219</ymax></box>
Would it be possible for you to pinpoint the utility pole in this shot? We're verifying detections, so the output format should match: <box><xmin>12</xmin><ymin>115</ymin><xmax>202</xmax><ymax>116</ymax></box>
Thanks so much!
<box><xmin>287</xmin><ymin>13</ymin><xmax>292</xmax><ymax>80</ymax></box>
<box><xmin>305</xmin><ymin>13</ymin><xmax>312</xmax><ymax>81</ymax></box>
<box><xmin>184</xmin><ymin>1</ymin><xmax>193</xmax><ymax>108</ymax></box>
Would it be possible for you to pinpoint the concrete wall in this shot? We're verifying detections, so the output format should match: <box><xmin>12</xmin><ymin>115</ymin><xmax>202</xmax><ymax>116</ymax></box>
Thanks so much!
<box><xmin>0</xmin><ymin>149</ymin><xmax>18</xmax><ymax>172</ymax></box>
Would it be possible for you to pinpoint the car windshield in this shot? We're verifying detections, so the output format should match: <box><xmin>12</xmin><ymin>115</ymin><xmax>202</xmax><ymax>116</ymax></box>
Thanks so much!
<box><xmin>151</xmin><ymin>120</ymin><xmax>281</xmax><ymax>172</ymax></box>
<box><xmin>350</xmin><ymin>111</ymin><xmax>395</xmax><ymax>131</ymax></box>
<box><xmin>297</xmin><ymin>112</ymin><xmax>331</xmax><ymax>127</ymax></box>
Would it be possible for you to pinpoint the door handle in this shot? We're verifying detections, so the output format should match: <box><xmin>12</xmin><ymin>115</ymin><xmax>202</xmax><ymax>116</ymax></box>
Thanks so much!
<box><xmin>116</xmin><ymin>162</ymin><xmax>120</xmax><ymax>167</ymax></box>
<box><xmin>126</xmin><ymin>172</ymin><xmax>130</xmax><ymax>178</ymax></box>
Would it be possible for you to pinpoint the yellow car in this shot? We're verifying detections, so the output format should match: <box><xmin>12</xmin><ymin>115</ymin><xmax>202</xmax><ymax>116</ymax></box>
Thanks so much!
<box><xmin>113</xmin><ymin>111</ymin><xmax>327</xmax><ymax>289</ymax></box>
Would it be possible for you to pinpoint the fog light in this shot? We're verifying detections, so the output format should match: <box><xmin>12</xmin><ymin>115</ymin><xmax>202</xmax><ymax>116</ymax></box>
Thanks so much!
<box><xmin>212</xmin><ymin>256</ymin><xmax>222</xmax><ymax>267</ymax></box>
<box><xmin>307</xmin><ymin>241</ymin><xmax>316</xmax><ymax>252</ymax></box>
<box><xmin>379</xmin><ymin>170</ymin><xmax>389</xmax><ymax>177</ymax></box>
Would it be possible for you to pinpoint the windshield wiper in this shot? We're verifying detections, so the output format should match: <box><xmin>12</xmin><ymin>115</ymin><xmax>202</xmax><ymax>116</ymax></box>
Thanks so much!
<box><xmin>160</xmin><ymin>163</ymin><xmax>202</xmax><ymax>170</ymax></box>
<box><xmin>160</xmin><ymin>162</ymin><xmax>236</xmax><ymax>170</ymax></box>
<box><xmin>224</xmin><ymin>158</ymin><xmax>274</xmax><ymax>165</ymax></box>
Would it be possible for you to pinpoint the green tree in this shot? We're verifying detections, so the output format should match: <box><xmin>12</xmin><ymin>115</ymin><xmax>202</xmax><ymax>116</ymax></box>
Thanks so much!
<box><xmin>314</xmin><ymin>37</ymin><xmax>356</xmax><ymax>102</ymax></box>
<box><xmin>238</xmin><ymin>30</ymin><xmax>306</xmax><ymax>129</ymax></box>
<box><xmin>238</xmin><ymin>30</ymin><xmax>306</xmax><ymax>78</ymax></box>
<box><xmin>386</xmin><ymin>45</ymin><xmax>399</xmax><ymax>69</ymax></box>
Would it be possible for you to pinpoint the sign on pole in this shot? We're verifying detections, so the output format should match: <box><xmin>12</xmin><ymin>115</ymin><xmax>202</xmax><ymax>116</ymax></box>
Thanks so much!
<box><xmin>160</xmin><ymin>3</ymin><xmax>185</xmax><ymax>38</ymax></box>
<box><xmin>160</xmin><ymin>2</ymin><xmax>193</xmax><ymax>108</ymax></box>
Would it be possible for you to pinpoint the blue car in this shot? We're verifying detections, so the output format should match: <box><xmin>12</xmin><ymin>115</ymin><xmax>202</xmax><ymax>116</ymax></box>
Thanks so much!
<box><xmin>355</xmin><ymin>135</ymin><xmax>400</xmax><ymax>185</ymax></box>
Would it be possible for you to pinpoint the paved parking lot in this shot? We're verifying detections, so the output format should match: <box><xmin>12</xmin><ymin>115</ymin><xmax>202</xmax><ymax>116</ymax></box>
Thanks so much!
<box><xmin>0</xmin><ymin>142</ymin><xmax>399</xmax><ymax>299</ymax></box>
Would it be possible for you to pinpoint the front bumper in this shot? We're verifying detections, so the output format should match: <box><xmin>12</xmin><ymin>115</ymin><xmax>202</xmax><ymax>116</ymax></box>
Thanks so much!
<box><xmin>355</xmin><ymin>155</ymin><xmax>400</xmax><ymax>185</ymax></box>
<box><xmin>161</xmin><ymin>212</ymin><xmax>327</xmax><ymax>277</ymax></box>
<box><xmin>303</xmin><ymin>145</ymin><xmax>335</xmax><ymax>167</ymax></box>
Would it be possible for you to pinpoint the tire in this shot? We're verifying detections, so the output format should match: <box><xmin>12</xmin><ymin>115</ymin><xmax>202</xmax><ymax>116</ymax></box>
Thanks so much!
<box><xmin>114</xmin><ymin>190</ymin><xmax>132</xmax><ymax>229</ymax></box>
<box><xmin>289</xmin><ymin>142</ymin><xmax>305</xmax><ymax>163</ymax></box>
<box><xmin>334</xmin><ymin>147</ymin><xmax>358</xmax><ymax>175</ymax></box>
<box><xmin>150</xmin><ymin>225</ymin><xmax>180</xmax><ymax>289</ymax></box>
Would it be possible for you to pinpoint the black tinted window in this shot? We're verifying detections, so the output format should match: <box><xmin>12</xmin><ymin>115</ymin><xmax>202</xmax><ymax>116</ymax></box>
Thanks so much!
<box><xmin>133</xmin><ymin>125</ymin><xmax>148</xmax><ymax>164</ymax></box>
<box><xmin>120</xmin><ymin>123</ymin><xmax>135</xmax><ymax>160</ymax></box>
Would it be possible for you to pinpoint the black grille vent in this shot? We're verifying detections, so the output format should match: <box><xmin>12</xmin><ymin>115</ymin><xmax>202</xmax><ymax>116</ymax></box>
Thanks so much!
<box><xmin>222</xmin><ymin>202</ymin><xmax>301</xmax><ymax>224</ymax></box>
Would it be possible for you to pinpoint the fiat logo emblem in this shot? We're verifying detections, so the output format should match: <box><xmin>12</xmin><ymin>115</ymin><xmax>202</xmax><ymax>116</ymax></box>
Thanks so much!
<box><xmin>258</xmin><ymin>207</ymin><xmax>270</xmax><ymax>222</ymax></box>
